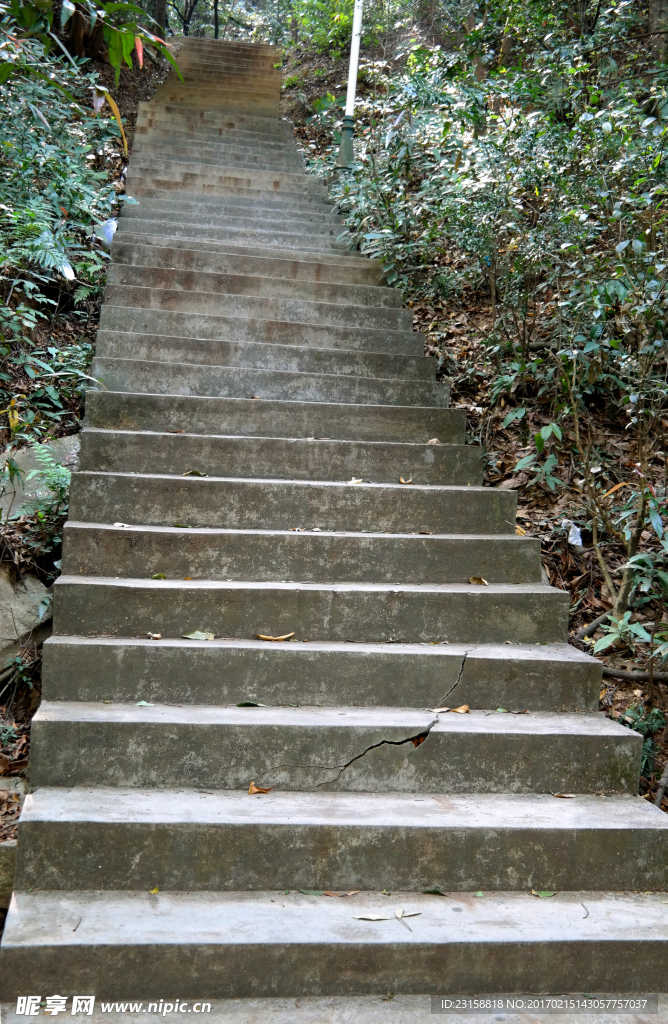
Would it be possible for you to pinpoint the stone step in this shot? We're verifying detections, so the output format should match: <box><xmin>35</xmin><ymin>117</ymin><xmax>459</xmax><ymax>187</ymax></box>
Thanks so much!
<box><xmin>95</xmin><ymin>332</ymin><xmax>428</xmax><ymax>379</ymax></box>
<box><xmin>62</xmin><ymin>523</ymin><xmax>538</xmax><ymax>584</ymax></box>
<box><xmin>41</xmin><ymin>637</ymin><xmax>601</xmax><ymax>712</ymax></box>
<box><xmin>121</xmin><ymin>199</ymin><xmax>340</xmax><ymax>229</ymax></box>
<box><xmin>101</xmin><ymin>285</ymin><xmax>413</xmax><ymax>331</ymax></box>
<box><xmin>133</xmin><ymin>123</ymin><xmax>298</xmax><ymax>150</ymax></box>
<box><xmin>151</xmin><ymin>90</ymin><xmax>280</xmax><ymax>116</ymax></box>
<box><xmin>120</xmin><ymin>208</ymin><xmax>344</xmax><ymax>238</ymax></box>
<box><xmin>68</xmin><ymin>473</ymin><xmax>514</xmax><ymax>533</ymax></box>
<box><xmin>135</xmin><ymin>103</ymin><xmax>293</xmax><ymax>137</ymax></box>
<box><xmin>131</xmin><ymin>141</ymin><xmax>304</xmax><ymax>171</ymax></box>
<box><xmin>120</xmin><ymin>195</ymin><xmax>339</xmax><ymax>224</ymax></box>
<box><xmin>97</xmin><ymin>307</ymin><xmax>422</xmax><ymax>355</ymax></box>
<box><xmin>14</xmin><ymin>790</ymin><xmax>667</xmax><ymax>893</ymax></box>
<box><xmin>84</xmin><ymin>391</ymin><xmax>463</xmax><ymax>444</ymax></box>
<box><xmin>77</xmin><ymin>428</ymin><xmax>477</xmax><ymax>483</ymax></box>
<box><xmin>3</xmin><ymin>889</ymin><xmax>667</xmax><ymax>999</ymax></box>
<box><xmin>90</xmin><ymin>357</ymin><xmax>447</xmax><ymax>408</ymax></box>
<box><xmin>125</xmin><ymin>166</ymin><xmax>327</xmax><ymax>197</ymax></box>
<box><xmin>28</xmin><ymin>704</ymin><xmax>638</xmax><ymax>794</ymax></box>
<box><xmin>109</xmin><ymin>239</ymin><xmax>385</xmax><ymax>287</ymax></box>
<box><xmin>52</xmin><ymin>576</ymin><xmax>567</xmax><ymax>644</ymax></box>
<box><xmin>116</xmin><ymin>216</ymin><xmax>350</xmax><ymax>252</ymax></box>
<box><xmin>125</xmin><ymin>163</ymin><xmax>325</xmax><ymax>195</ymax></box>
<box><xmin>125</xmin><ymin>182</ymin><xmax>336</xmax><ymax>208</ymax></box>
<box><xmin>105</xmin><ymin>264</ymin><xmax>399</xmax><ymax>311</ymax></box>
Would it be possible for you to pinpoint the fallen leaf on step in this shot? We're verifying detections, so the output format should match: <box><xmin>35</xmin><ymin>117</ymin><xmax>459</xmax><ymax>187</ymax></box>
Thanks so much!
<box><xmin>150</xmin><ymin>887</ymin><xmax>159</xmax><ymax>894</ymax></box>
<box><xmin>250</xmin><ymin>395</ymin><xmax>259</xmax><ymax>399</ymax></box>
<box><xmin>395</xmin><ymin>907</ymin><xmax>421</xmax><ymax>918</ymax></box>
<box><xmin>348</xmin><ymin>477</ymin><xmax>363</xmax><ymax>484</ymax></box>
<box><xmin>299</xmin><ymin>889</ymin><xmax>324</xmax><ymax>896</ymax></box>
<box><xmin>427</xmin><ymin>438</ymin><xmax>439</xmax><ymax>444</ymax></box>
<box><xmin>450</xmin><ymin>704</ymin><xmax>470</xmax><ymax>714</ymax></box>
<box><xmin>174</xmin><ymin>523</ymin><xmax>192</xmax><ymax>528</ymax></box>
<box><xmin>474</xmin><ymin>891</ymin><xmax>484</xmax><ymax>897</ymax></box>
<box><xmin>422</xmin><ymin>888</ymin><xmax>448</xmax><ymax>896</ymax></box>
<box><xmin>136</xmin><ymin>701</ymin><xmax>154</xmax><ymax>706</ymax></box>
<box><xmin>182</xmin><ymin>469</ymin><xmax>207</xmax><ymax>477</ymax></box>
<box><xmin>515</xmin><ymin>525</ymin><xmax>527</xmax><ymax>536</ymax></box>
<box><xmin>468</xmin><ymin>576</ymin><xmax>488</xmax><ymax>586</ymax></box>
<box><xmin>113</xmin><ymin>522</ymin><xmax>131</xmax><ymax>528</ymax></box>
<box><xmin>236</xmin><ymin>701</ymin><xmax>267</xmax><ymax>707</ymax></box>
<box><xmin>497</xmin><ymin>708</ymin><xmax>508</xmax><ymax>713</ymax></box>
<box><xmin>151</xmin><ymin>573</ymin><xmax>166</xmax><ymax>580</ymax></box>
<box><xmin>166</xmin><ymin>429</ymin><xmax>185</xmax><ymax>434</ymax></box>
<box><xmin>353</xmin><ymin>913</ymin><xmax>392</xmax><ymax>921</ymax></box>
<box><xmin>419</xmin><ymin>530</ymin><xmax>432</xmax><ymax>535</ymax></box>
<box><xmin>324</xmin><ymin>890</ymin><xmax>359</xmax><ymax>897</ymax></box>
<box><xmin>248</xmin><ymin>781</ymin><xmax>273</xmax><ymax>794</ymax></box>
<box><xmin>145</xmin><ymin>633</ymin><xmax>162</xmax><ymax>640</ymax></box>
<box><xmin>553</xmin><ymin>793</ymin><xmax>576</xmax><ymax>798</ymax></box>
<box><xmin>429</xmin><ymin>706</ymin><xmax>450</xmax><ymax>713</ymax></box>
<box><xmin>399</xmin><ymin>476</ymin><xmax>413</xmax><ymax>484</ymax></box>
<box><xmin>532</xmin><ymin>890</ymin><xmax>557</xmax><ymax>898</ymax></box>
<box><xmin>257</xmin><ymin>632</ymin><xmax>295</xmax><ymax>641</ymax></box>
<box><xmin>182</xmin><ymin>630</ymin><xmax>215</xmax><ymax>641</ymax></box>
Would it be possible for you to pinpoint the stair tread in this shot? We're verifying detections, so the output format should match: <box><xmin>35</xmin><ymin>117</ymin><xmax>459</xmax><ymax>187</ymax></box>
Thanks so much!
<box><xmin>20</xmin><ymin>787</ymin><xmax>665</xmax><ymax>828</ymax></box>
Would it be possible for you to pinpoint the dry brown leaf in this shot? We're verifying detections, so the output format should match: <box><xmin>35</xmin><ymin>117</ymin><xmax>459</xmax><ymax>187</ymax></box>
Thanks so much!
<box><xmin>257</xmin><ymin>632</ymin><xmax>296</xmax><ymax>641</ymax></box>
<box><xmin>468</xmin><ymin>576</ymin><xmax>488</xmax><ymax>586</ymax></box>
<box><xmin>248</xmin><ymin>781</ymin><xmax>273</xmax><ymax>794</ymax></box>
<box><xmin>450</xmin><ymin>704</ymin><xmax>470</xmax><ymax>714</ymax></box>
<box><xmin>553</xmin><ymin>793</ymin><xmax>576</xmax><ymax>799</ymax></box>
<box><xmin>429</xmin><ymin>706</ymin><xmax>450</xmax><ymax>713</ymax></box>
<box><xmin>324</xmin><ymin>890</ymin><xmax>359</xmax><ymax>897</ymax></box>
<box><xmin>399</xmin><ymin>476</ymin><xmax>414</xmax><ymax>484</ymax></box>
<box><xmin>515</xmin><ymin>525</ymin><xmax>527</xmax><ymax>536</ymax></box>
<box><xmin>427</xmin><ymin>438</ymin><xmax>440</xmax><ymax>444</ymax></box>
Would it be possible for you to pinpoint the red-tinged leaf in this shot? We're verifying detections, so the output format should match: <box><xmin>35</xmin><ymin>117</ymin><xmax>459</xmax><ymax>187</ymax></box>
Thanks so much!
<box><xmin>135</xmin><ymin>35</ymin><xmax>143</xmax><ymax>67</ymax></box>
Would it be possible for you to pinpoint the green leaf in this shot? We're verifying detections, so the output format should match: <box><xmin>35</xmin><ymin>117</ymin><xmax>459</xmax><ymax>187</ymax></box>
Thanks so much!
<box><xmin>60</xmin><ymin>0</ymin><xmax>75</xmax><ymax>25</ymax></box>
<box><xmin>182</xmin><ymin>630</ymin><xmax>215</xmax><ymax>640</ymax></box>
<box><xmin>532</xmin><ymin>890</ymin><xmax>557</xmax><ymax>898</ymax></box>
<box><xmin>592</xmin><ymin>634</ymin><xmax>618</xmax><ymax>654</ymax></box>
<box><xmin>422</xmin><ymin>887</ymin><xmax>448</xmax><ymax>896</ymax></box>
<box><xmin>502</xmin><ymin>407</ymin><xmax>525</xmax><ymax>427</ymax></box>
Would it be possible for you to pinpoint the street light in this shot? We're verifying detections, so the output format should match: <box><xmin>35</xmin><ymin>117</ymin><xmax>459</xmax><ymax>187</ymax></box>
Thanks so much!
<box><xmin>335</xmin><ymin>0</ymin><xmax>364</xmax><ymax>169</ymax></box>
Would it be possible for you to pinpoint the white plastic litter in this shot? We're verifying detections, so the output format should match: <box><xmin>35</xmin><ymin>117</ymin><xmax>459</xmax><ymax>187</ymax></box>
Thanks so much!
<box><xmin>561</xmin><ymin>519</ymin><xmax>583</xmax><ymax>548</ymax></box>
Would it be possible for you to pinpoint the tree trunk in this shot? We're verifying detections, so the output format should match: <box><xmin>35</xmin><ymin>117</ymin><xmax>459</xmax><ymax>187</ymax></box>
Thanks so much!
<box><xmin>214</xmin><ymin>0</ymin><xmax>219</xmax><ymax>38</ymax></box>
<box><xmin>155</xmin><ymin>0</ymin><xmax>167</xmax><ymax>39</ymax></box>
<box><xmin>650</xmin><ymin>0</ymin><xmax>668</xmax><ymax>61</ymax></box>
<box><xmin>68</xmin><ymin>10</ymin><xmax>87</xmax><ymax>57</ymax></box>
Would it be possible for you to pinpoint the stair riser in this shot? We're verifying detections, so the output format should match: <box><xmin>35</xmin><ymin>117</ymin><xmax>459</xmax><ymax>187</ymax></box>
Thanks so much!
<box><xmin>84</xmin><ymin>392</ymin><xmax>464</xmax><ymax>444</ymax></box>
<box><xmin>136</xmin><ymin>113</ymin><xmax>292</xmax><ymax>140</ymax></box>
<box><xmin>90</xmin><ymin>358</ymin><xmax>447</xmax><ymax>408</ymax></box>
<box><xmin>77</xmin><ymin>432</ymin><xmax>480</xmax><ymax>486</ymax></box>
<box><xmin>52</xmin><ymin>579</ymin><xmax>568</xmax><ymax>644</ymax></box>
<box><xmin>62</xmin><ymin>526</ymin><xmax>539</xmax><ymax>585</ymax></box>
<box><xmin>15</xmin><ymin>816</ymin><xmax>660</xmax><ymax>892</ymax></box>
<box><xmin>118</xmin><ymin>217</ymin><xmax>346</xmax><ymax>249</ymax></box>
<box><xmin>1</xmin><ymin>926</ymin><xmax>665</xmax><ymax>999</ymax></box>
<box><xmin>105</xmin><ymin>265</ymin><xmax>399</xmax><ymax>310</ymax></box>
<box><xmin>95</xmin><ymin>333</ymin><xmax>429</xmax><ymax>379</ymax></box>
<box><xmin>151</xmin><ymin>95</ymin><xmax>280</xmax><ymax>116</ymax></box>
<box><xmin>69</xmin><ymin>474</ymin><xmax>512</xmax><ymax>534</ymax></box>
<box><xmin>41</xmin><ymin>638</ymin><xmax>602</xmax><ymax>712</ymax></box>
<box><xmin>126</xmin><ymin>171</ymin><xmax>326</xmax><ymax>196</ymax></box>
<box><xmin>120</xmin><ymin>199</ymin><xmax>340</xmax><ymax>225</ymax></box>
<box><xmin>110</xmin><ymin>240</ymin><xmax>385</xmax><ymax>286</ymax></box>
<box><xmin>131</xmin><ymin>147</ymin><xmax>303</xmax><ymax>171</ymax></box>
<box><xmin>98</xmin><ymin>309</ymin><xmax>418</xmax><ymax>355</ymax></box>
<box><xmin>100</xmin><ymin>288</ymin><xmax>412</xmax><ymax>331</ymax></box>
<box><xmin>28</xmin><ymin>714</ymin><xmax>640</xmax><ymax>793</ymax></box>
<box><xmin>134</xmin><ymin>125</ymin><xmax>298</xmax><ymax>150</ymax></box>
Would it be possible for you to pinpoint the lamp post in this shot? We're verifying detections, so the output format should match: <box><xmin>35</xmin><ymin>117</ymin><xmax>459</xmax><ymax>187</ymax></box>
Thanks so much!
<box><xmin>335</xmin><ymin>0</ymin><xmax>364</xmax><ymax>169</ymax></box>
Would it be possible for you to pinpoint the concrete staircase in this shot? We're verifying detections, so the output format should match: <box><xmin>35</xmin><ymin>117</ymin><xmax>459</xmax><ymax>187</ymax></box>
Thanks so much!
<box><xmin>2</xmin><ymin>37</ymin><xmax>668</xmax><ymax>1000</ymax></box>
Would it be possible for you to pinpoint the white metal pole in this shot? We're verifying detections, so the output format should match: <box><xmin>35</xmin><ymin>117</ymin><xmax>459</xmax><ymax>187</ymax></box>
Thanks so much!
<box><xmin>335</xmin><ymin>0</ymin><xmax>364</xmax><ymax>168</ymax></box>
